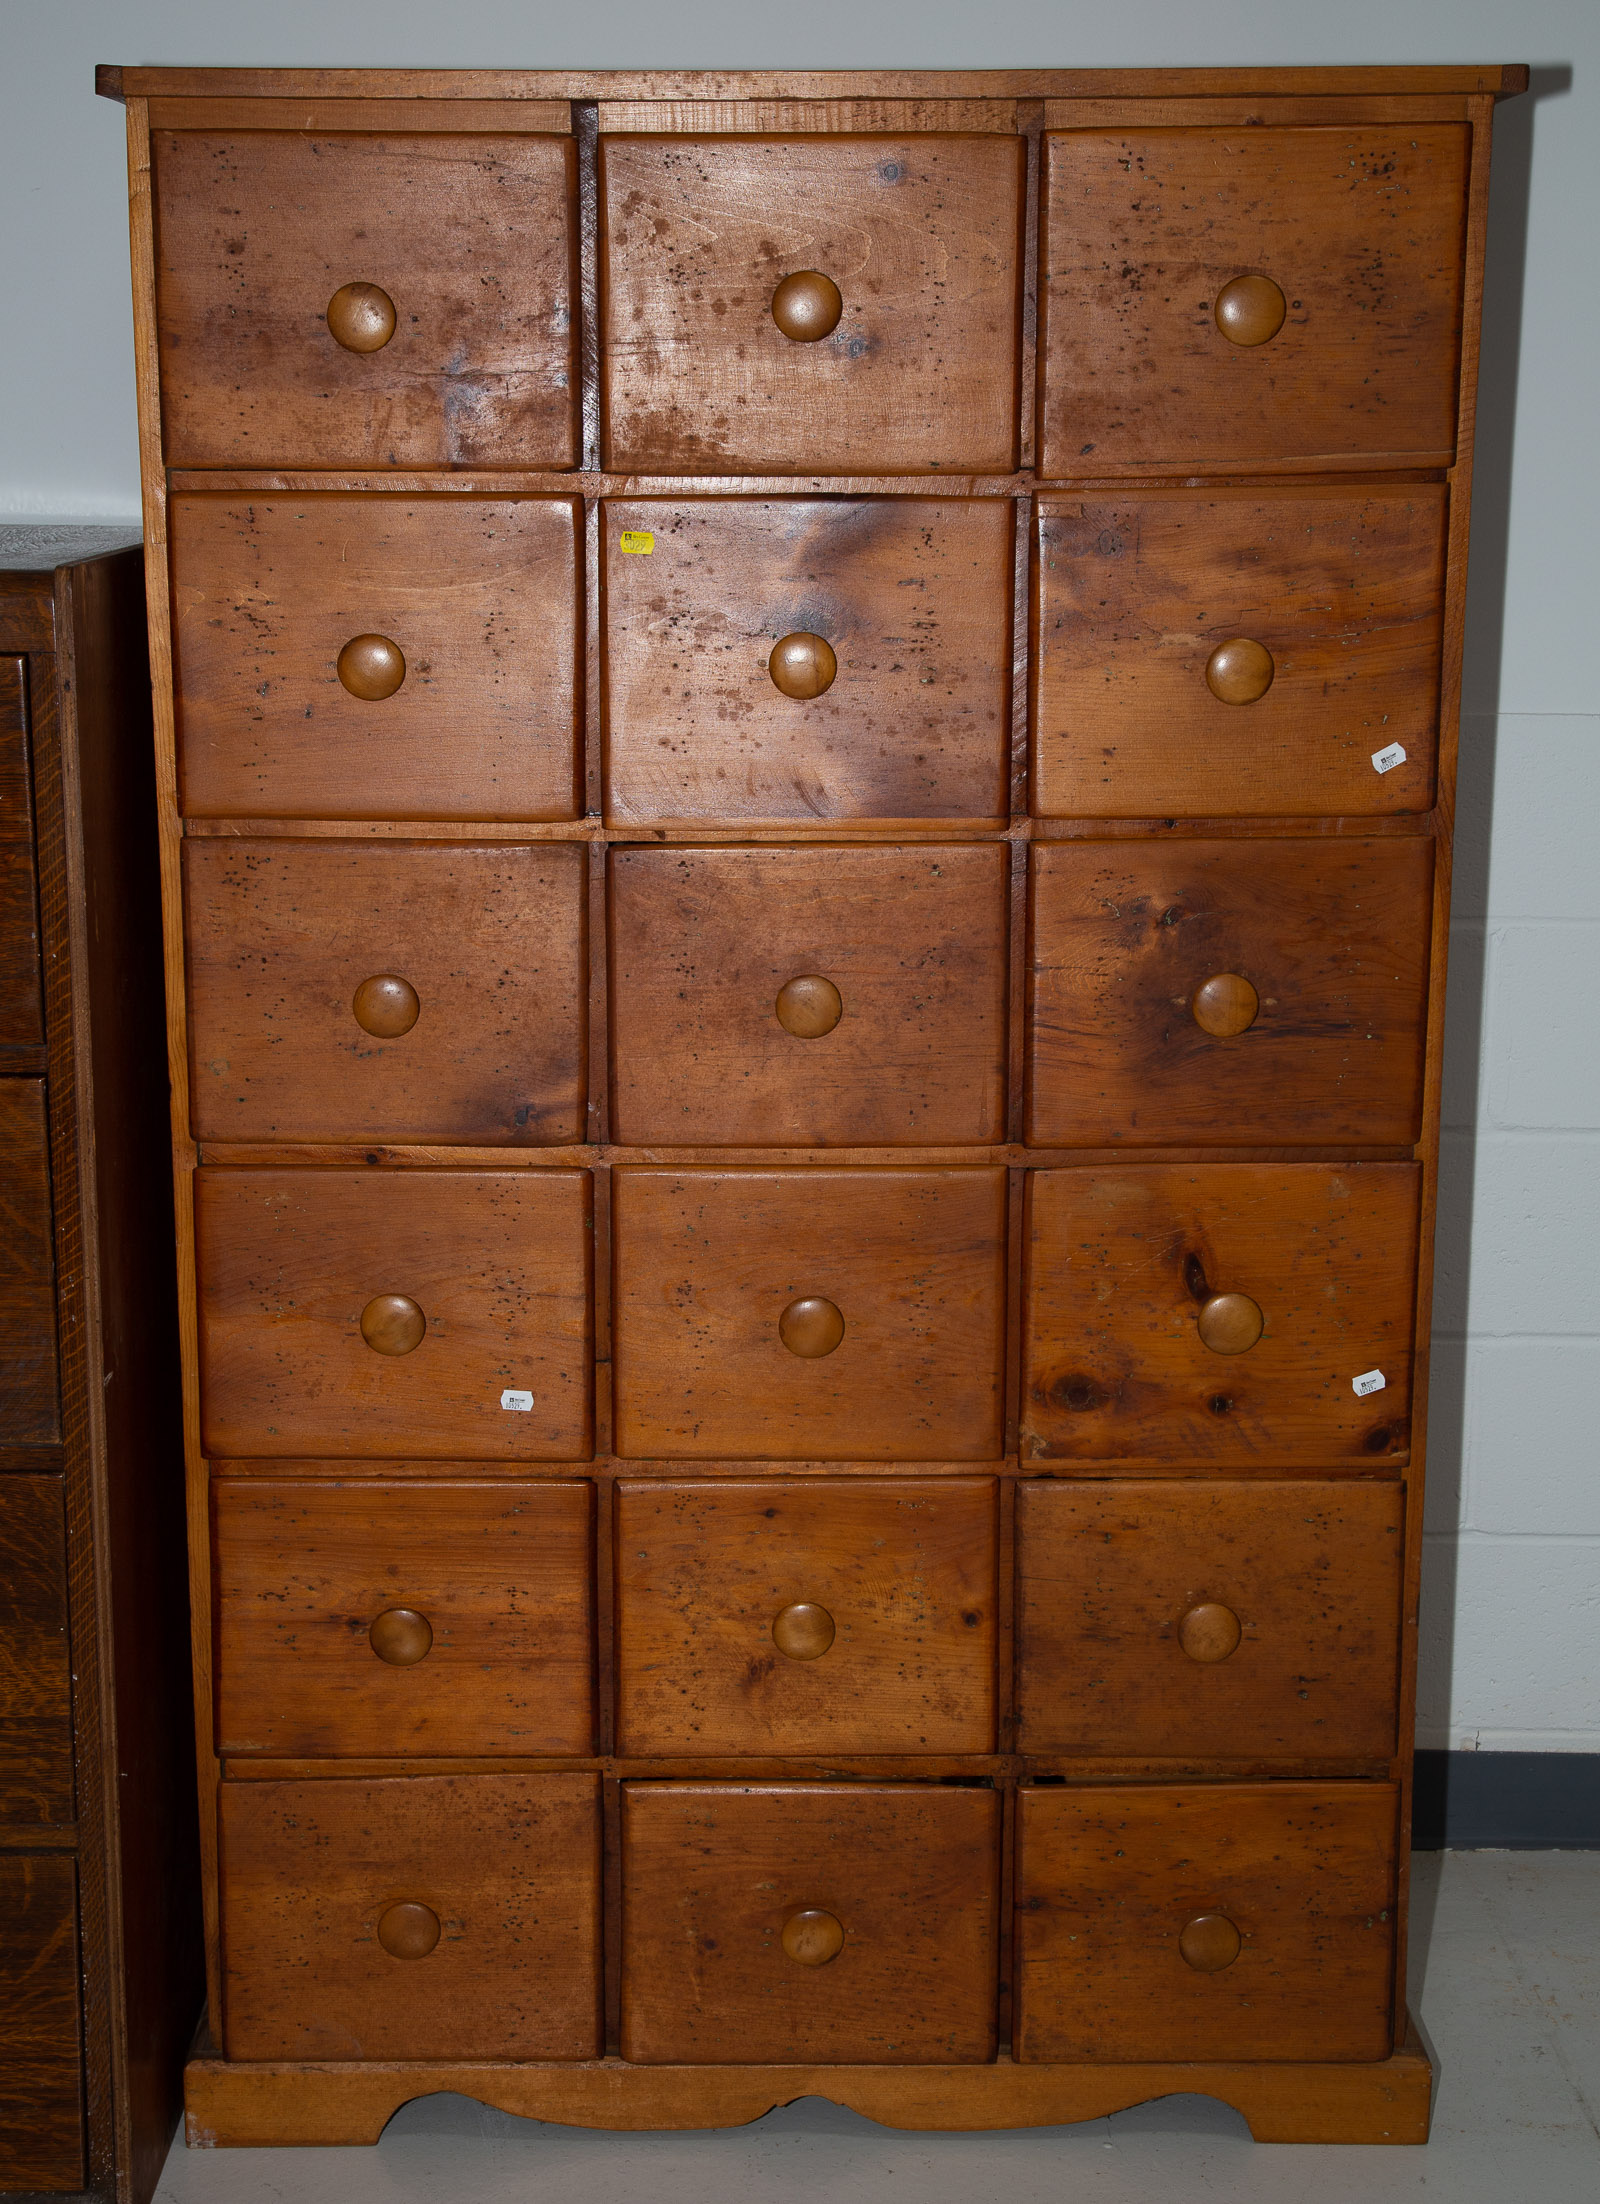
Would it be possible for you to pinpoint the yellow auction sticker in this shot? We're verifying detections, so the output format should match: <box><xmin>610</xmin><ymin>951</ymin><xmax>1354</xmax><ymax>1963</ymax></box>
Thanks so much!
<box><xmin>619</xmin><ymin>530</ymin><xmax>655</xmax><ymax>554</ymax></box>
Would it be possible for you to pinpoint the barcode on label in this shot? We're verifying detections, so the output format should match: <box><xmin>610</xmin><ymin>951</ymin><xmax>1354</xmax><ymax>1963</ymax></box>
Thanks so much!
<box><xmin>619</xmin><ymin>530</ymin><xmax>654</xmax><ymax>554</ymax></box>
<box><xmin>1352</xmin><ymin>1369</ymin><xmax>1387</xmax><ymax>1398</ymax></box>
<box><xmin>1371</xmin><ymin>742</ymin><xmax>1407</xmax><ymax>775</ymax></box>
<box><xmin>500</xmin><ymin>1388</ymin><xmax>535</xmax><ymax>1412</ymax></box>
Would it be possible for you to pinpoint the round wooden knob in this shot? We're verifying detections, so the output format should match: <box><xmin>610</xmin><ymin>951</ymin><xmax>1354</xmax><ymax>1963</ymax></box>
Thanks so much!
<box><xmin>1178</xmin><ymin>1602</ymin><xmax>1242</xmax><ymax>1664</ymax></box>
<box><xmin>769</xmin><ymin>633</ymin><xmax>838</xmax><ymax>700</ymax></box>
<box><xmin>1205</xmin><ymin>637</ymin><xmax>1275</xmax><ymax>705</ymax></box>
<box><xmin>1197</xmin><ymin>1293</ymin><xmax>1263</xmax><ymax>1356</ymax></box>
<box><xmin>352</xmin><ymin>974</ymin><xmax>420</xmax><ymax>1039</ymax></box>
<box><xmin>779</xmin><ymin>1296</ymin><xmax>845</xmax><ymax>1359</ymax></box>
<box><xmin>771</xmin><ymin>271</ymin><xmax>843</xmax><ymax>342</ymax></box>
<box><xmin>377</xmin><ymin>1901</ymin><xmax>440</xmax><ymax>1960</ymax></box>
<box><xmin>781</xmin><ymin>1908</ymin><xmax>844</xmax><ymax>1966</ymax></box>
<box><xmin>772</xmin><ymin>1602</ymin><xmax>836</xmax><ymax>1661</ymax></box>
<box><xmin>1213</xmin><ymin>274</ymin><xmax>1286</xmax><ymax>347</ymax></box>
<box><xmin>337</xmin><ymin>634</ymin><xmax>406</xmax><ymax>701</ymax></box>
<box><xmin>1179</xmin><ymin>1912</ymin><xmax>1242</xmax><ymax>1973</ymax></box>
<box><xmin>775</xmin><ymin>975</ymin><xmax>843</xmax><ymax>1039</ymax></box>
<box><xmin>368</xmin><ymin>1607</ymin><xmax>434</xmax><ymax>1665</ymax></box>
<box><xmin>360</xmin><ymin>1293</ymin><xmax>426</xmax><ymax>1356</ymax></box>
<box><xmin>327</xmin><ymin>281</ymin><xmax>397</xmax><ymax>353</ymax></box>
<box><xmin>1191</xmin><ymin>973</ymin><xmax>1259</xmax><ymax>1039</ymax></box>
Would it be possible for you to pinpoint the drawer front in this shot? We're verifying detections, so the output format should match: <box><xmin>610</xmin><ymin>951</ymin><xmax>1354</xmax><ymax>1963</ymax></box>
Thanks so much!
<box><xmin>1039</xmin><ymin>127</ymin><xmax>1468</xmax><ymax>475</ymax></box>
<box><xmin>1</xmin><ymin>658</ymin><xmax>42</xmax><ymax>1050</ymax></box>
<box><xmin>601</xmin><ymin>136</ymin><xmax>1024</xmax><ymax>473</ymax></box>
<box><xmin>615</xmin><ymin>1479</ymin><xmax>998</xmax><ymax>1755</ymax></box>
<box><xmin>219</xmin><ymin>1773</ymin><xmax>601</xmax><ymax>2060</ymax></box>
<box><xmin>213</xmin><ymin>1480</ymin><xmax>594</xmax><ymax>1756</ymax></box>
<box><xmin>1033</xmin><ymin>489</ymin><xmax>1446</xmax><ymax>817</ymax></box>
<box><xmin>1015</xmin><ymin>1479</ymin><xmax>1402</xmax><ymax>1760</ymax></box>
<box><xmin>620</xmin><ymin>1782</ymin><xmax>999</xmax><ymax>2062</ymax></box>
<box><xmin>0</xmin><ymin>1477</ymin><xmax>73</xmax><ymax>1824</ymax></box>
<box><xmin>154</xmin><ymin>130</ymin><xmax>578</xmax><ymax>468</ymax></box>
<box><xmin>1014</xmin><ymin>1782</ymin><xmax>1398</xmax><ymax>2062</ymax></box>
<box><xmin>0</xmin><ymin>1081</ymin><xmax>59</xmax><ymax>1446</ymax></box>
<box><xmin>170</xmin><ymin>495</ymin><xmax>581</xmax><ymax>822</ymax></box>
<box><xmin>1023</xmin><ymin>1164</ymin><xmax>1418</xmax><ymax>1466</ymax></box>
<box><xmin>612</xmin><ymin>1168</ymin><xmax>1007</xmax><ymax>1461</ymax></box>
<box><xmin>1027</xmin><ymin>839</ymin><xmax>1433</xmax><ymax>1147</ymax></box>
<box><xmin>609</xmin><ymin>844</ymin><xmax>1007</xmax><ymax>1145</ymax></box>
<box><xmin>602</xmin><ymin>498</ymin><xmax>1012</xmax><ymax>825</ymax></box>
<box><xmin>196</xmin><ymin>1168</ymin><xmax>592</xmax><ymax>1460</ymax></box>
<box><xmin>0</xmin><ymin>1856</ymin><xmax>84</xmax><ymax>2190</ymax></box>
<box><xmin>185</xmin><ymin>840</ymin><xmax>587</xmax><ymax>1145</ymax></box>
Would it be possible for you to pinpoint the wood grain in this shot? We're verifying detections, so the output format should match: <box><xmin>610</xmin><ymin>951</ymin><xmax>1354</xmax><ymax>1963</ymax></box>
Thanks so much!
<box><xmin>169</xmin><ymin>494</ymin><xmax>581</xmax><ymax>820</ymax></box>
<box><xmin>0</xmin><ymin>1475</ymin><xmax>73</xmax><ymax>1824</ymax></box>
<box><xmin>614</xmin><ymin>1478</ymin><xmax>997</xmax><ymax>1754</ymax></box>
<box><xmin>1013</xmin><ymin>1781</ymin><xmax>1398</xmax><ymax>2062</ymax></box>
<box><xmin>620</xmin><ymin>1782</ymin><xmax>999</xmax><ymax>2062</ymax></box>
<box><xmin>612</xmin><ymin>1167</ymin><xmax>1007</xmax><ymax>1460</ymax></box>
<box><xmin>609</xmin><ymin>844</ymin><xmax>1007</xmax><ymax>1143</ymax></box>
<box><xmin>0</xmin><ymin>1080</ymin><xmax>60</xmax><ymax>1444</ymax></box>
<box><xmin>600</xmin><ymin>137</ymin><xmax>1024</xmax><ymax>472</ymax></box>
<box><xmin>0</xmin><ymin>1854</ymin><xmax>84</xmax><ymax>2189</ymax></box>
<box><xmin>1015</xmin><ymin>1479</ymin><xmax>1403</xmax><ymax>1759</ymax></box>
<box><xmin>602</xmin><ymin>497</ymin><xmax>1012</xmax><ymax>825</ymax></box>
<box><xmin>184</xmin><ymin>838</ymin><xmax>587</xmax><ymax>1143</ymax></box>
<box><xmin>0</xmin><ymin>658</ymin><xmax>43</xmax><ymax>1053</ymax></box>
<box><xmin>1038</xmin><ymin>127</ymin><xmax>1470</xmax><ymax>474</ymax></box>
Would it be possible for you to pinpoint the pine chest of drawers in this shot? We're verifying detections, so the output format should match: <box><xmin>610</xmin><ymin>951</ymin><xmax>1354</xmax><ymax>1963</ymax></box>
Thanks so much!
<box><xmin>102</xmin><ymin>58</ymin><xmax>1526</xmax><ymax>2149</ymax></box>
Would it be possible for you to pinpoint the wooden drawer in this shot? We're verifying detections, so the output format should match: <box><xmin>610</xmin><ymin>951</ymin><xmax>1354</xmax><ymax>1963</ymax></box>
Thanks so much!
<box><xmin>1039</xmin><ymin>127</ymin><xmax>1468</xmax><ymax>475</ymax></box>
<box><xmin>602</xmin><ymin>498</ymin><xmax>1012</xmax><ymax>825</ymax></box>
<box><xmin>185</xmin><ymin>839</ymin><xmax>587</xmax><ymax>1145</ymax></box>
<box><xmin>212</xmin><ymin>1480</ymin><xmax>594</xmax><ymax>1757</ymax></box>
<box><xmin>0</xmin><ymin>1477</ymin><xmax>73</xmax><ymax>1825</ymax></box>
<box><xmin>170</xmin><ymin>494</ymin><xmax>581</xmax><ymax>822</ymax></box>
<box><xmin>1027</xmin><ymin>839</ymin><xmax>1433</xmax><ymax>1146</ymax></box>
<box><xmin>1022</xmin><ymin>1164</ymin><xmax>1418</xmax><ymax>1467</ymax></box>
<box><xmin>1032</xmin><ymin>489</ymin><xmax>1447</xmax><ymax>817</ymax></box>
<box><xmin>609</xmin><ymin>844</ymin><xmax>1008</xmax><ymax>1145</ymax></box>
<box><xmin>195</xmin><ymin>1168</ymin><xmax>592</xmax><ymax>1460</ymax></box>
<box><xmin>612</xmin><ymin>1168</ymin><xmax>1007</xmax><ymax>1461</ymax></box>
<box><xmin>219</xmin><ymin>1773</ymin><xmax>601</xmax><ymax>2060</ymax></box>
<box><xmin>1013</xmin><ymin>1782</ymin><xmax>1398</xmax><ymax>2062</ymax></box>
<box><xmin>0</xmin><ymin>657</ymin><xmax>42</xmax><ymax>1051</ymax></box>
<box><xmin>601</xmin><ymin>135</ymin><xmax>1023</xmax><ymax>474</ymax></box>
<box><xmin>153</xmin><ymin>129</ymin><xmax>578</xmax><ymax>468</ymax></box>
<box><xmin>1015</xmin><ymin>1479</ymin><xmax>1402</xmax><ymax>1760</ymax></box>
<box><xmin>0</xmin><ymin>1856</ymin><xmax>84</xmax><ymax>2190</ymax></box>
<box><xmin>620</xmin><ymin>1782</ymin><xmax>999</xmax><ymax>2062</ymax></box>
<box><xmin>0</xmin><ymin>1081</ymin><xmax>58</xmax><ymax>1445</ymax></box>
<box><xmin>615</xmin><ymin>1478</ymin><xmax>998</xmax><ymax>1755</ymax></box>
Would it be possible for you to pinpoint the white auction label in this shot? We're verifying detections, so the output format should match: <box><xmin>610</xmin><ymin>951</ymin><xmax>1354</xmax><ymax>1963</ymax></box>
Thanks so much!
<box><xmin>1351</xmin><ymin>1369</ymin><xmax>1387</xmax><ymax>1398</ymax></box>
<box><xmin>1371</xmin><ymin>742</ymin><xmax>1407</xmax><ymax>775</ymax></box>
<box><xmin>500</xmin><ymin>1388</ymin><xmax>535</xmax><ymax>1413</ymax></box>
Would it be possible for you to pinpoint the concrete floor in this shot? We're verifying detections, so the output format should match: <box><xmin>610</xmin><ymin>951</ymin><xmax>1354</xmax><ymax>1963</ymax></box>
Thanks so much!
<box><xmin>156</xmin><ymin>1849</ymin><xmax>1600</xmax><ymax>2202</ymax></box>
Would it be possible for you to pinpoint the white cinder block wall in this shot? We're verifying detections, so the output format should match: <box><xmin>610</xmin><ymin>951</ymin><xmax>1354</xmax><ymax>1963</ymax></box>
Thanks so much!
<box><xmin>2</xmin><ymin>0</ymin><xmax>1595</xmax><ymax>1753</ymax></box>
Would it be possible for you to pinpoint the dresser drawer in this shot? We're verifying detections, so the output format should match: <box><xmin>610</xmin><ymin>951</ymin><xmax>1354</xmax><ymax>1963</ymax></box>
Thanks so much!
<box><xmin>1027</xmin><ymin>839</ymin><xmax>1433</xmax><ymax>1146</ymax></box>
<box><xmin>1032</xmin><ymin>488</ymin><xmax>1446</xmax><ymax>817</ymax></box>
<box><xmin>610</xmin><ymin>844</ymin><xmax>1007</xmax><ymax>1144</ymax></box>
<box><xmin>0</xmin><ymin>1856</ymin><xmax>84</xmax><ymax>2190</ymax></box>
<box><xmin>170</xmin><ymin>495</ymin><xmax>581</xmax><ymax>821</ymax></box>
<box><xmin>615</xmin><ymin>1478</ymin><xmax>997</xmax><ymax>1755</ymax></box>
<box><xmin>213</xmin><ymin>1480</ymin><xmax>594</xmax><ymax>1757</ymax></box>
<box><xmin>612</xmin><ymin>1167</ymin><xmax>1007</xmax><ymax>1461</ymax></box>
<box><xmin>620</xmin><ymin>1782</ymin><xmax>999</xmax><ymax>2062</ymax></box>
<box><xmin>0</xmin><ymin>658</ymin><xmax>43</xmax><ymax>1050</ymax></box>
<box><xmin>0</xmin><ymin>1477</ymin><xmax>73</xmax><ymax>1825</ymax></box>
<box><xmin>1039</xmin><ymin>126</ymin><xmax>1468</xmax><ymax>475</ymax></box>
<box><xmin>1014</xmin><ymin>1782</ymin><xmax>1397</xmax><ymax>2062</ymax></box>
<box><xmin>602</xmin><ymin>498</ymin><xmax>1012</xmax><ymax>825</ymax></box>
<box><xmin>219</xmin><ymin>1773</ymin><xmax>601</xmax><ymax>2060</ymax></box>
<box><xmin>1023</xmin><ymin>1164</ymin><xmax>1418</xmax><ymax>1466</ymax></box>
<box><xmin>0</xmin><ymin>1081</ymin><xmax>58</xmax><ymax>1445</ymax></box>
<box><xmin>195</xmin><ymin>1167</ymin><xmax>592</xmax><ymax>1460</ymax></box>
<box><xmin>1015</xmin><ymin>1479</ymin><xmax>1402</xmax><ymax>1760</ymax></box>
<box><xmin>601</xmin><ymin>136</ymin><xmax>1023</xmax><ymax>472</ymax></box>
<box><xmin>185</xmin><ymin>839</ymin><xmax>587</xmax><ymax>1145</ymax></box>
<box><xmin>154</xmin><ymin>129</ymin><xmax>578</xmax><ymax>468</ymax></box>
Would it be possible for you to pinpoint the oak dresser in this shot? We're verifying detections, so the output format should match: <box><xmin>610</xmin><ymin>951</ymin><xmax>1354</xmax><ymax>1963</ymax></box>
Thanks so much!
<box><xmin>100</xmin><ymin>60</ymin><xmax>1525</xmax><ymax>2148</ymax></box>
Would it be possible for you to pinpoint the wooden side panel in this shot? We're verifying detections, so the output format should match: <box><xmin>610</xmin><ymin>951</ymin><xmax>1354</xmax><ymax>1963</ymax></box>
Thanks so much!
<box><xmin>219</xmin><ymin>1774</ymin><xmax>602</xmax><ymax>2060</ymax></box>
<box><xmin>0</xmin><ymin>656</ymin><xmax>43</xmax><ymax>1050</ymax></box>
<box><xmin>1013</xmin><ymin>1782</ymin><xmax>1398</xmax><ymax>2062</ymax></box>
<box><xmin>0</xmin><ymin>1476</ymin><xmax>73</xmax><ymax>1824</ymax></box>
<box><xmin>615</xmin><ymin>1478</ymin><xmax>998</xmax><ymax>1754</ymax></box>
<box><xmin>0</xmin><ymin>1855</ymin><xmax>85</xmax><ymax>2189</ymax></box>
<box><xmin>620</xmin><ymin>1782</ymin><xmax>1000</xmax><ymax>2062</ymax></box>
<box><xmin>0</xmin><ymin>1080</ymin><xmax>59</xmax><ymax>1444</ymax></box>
